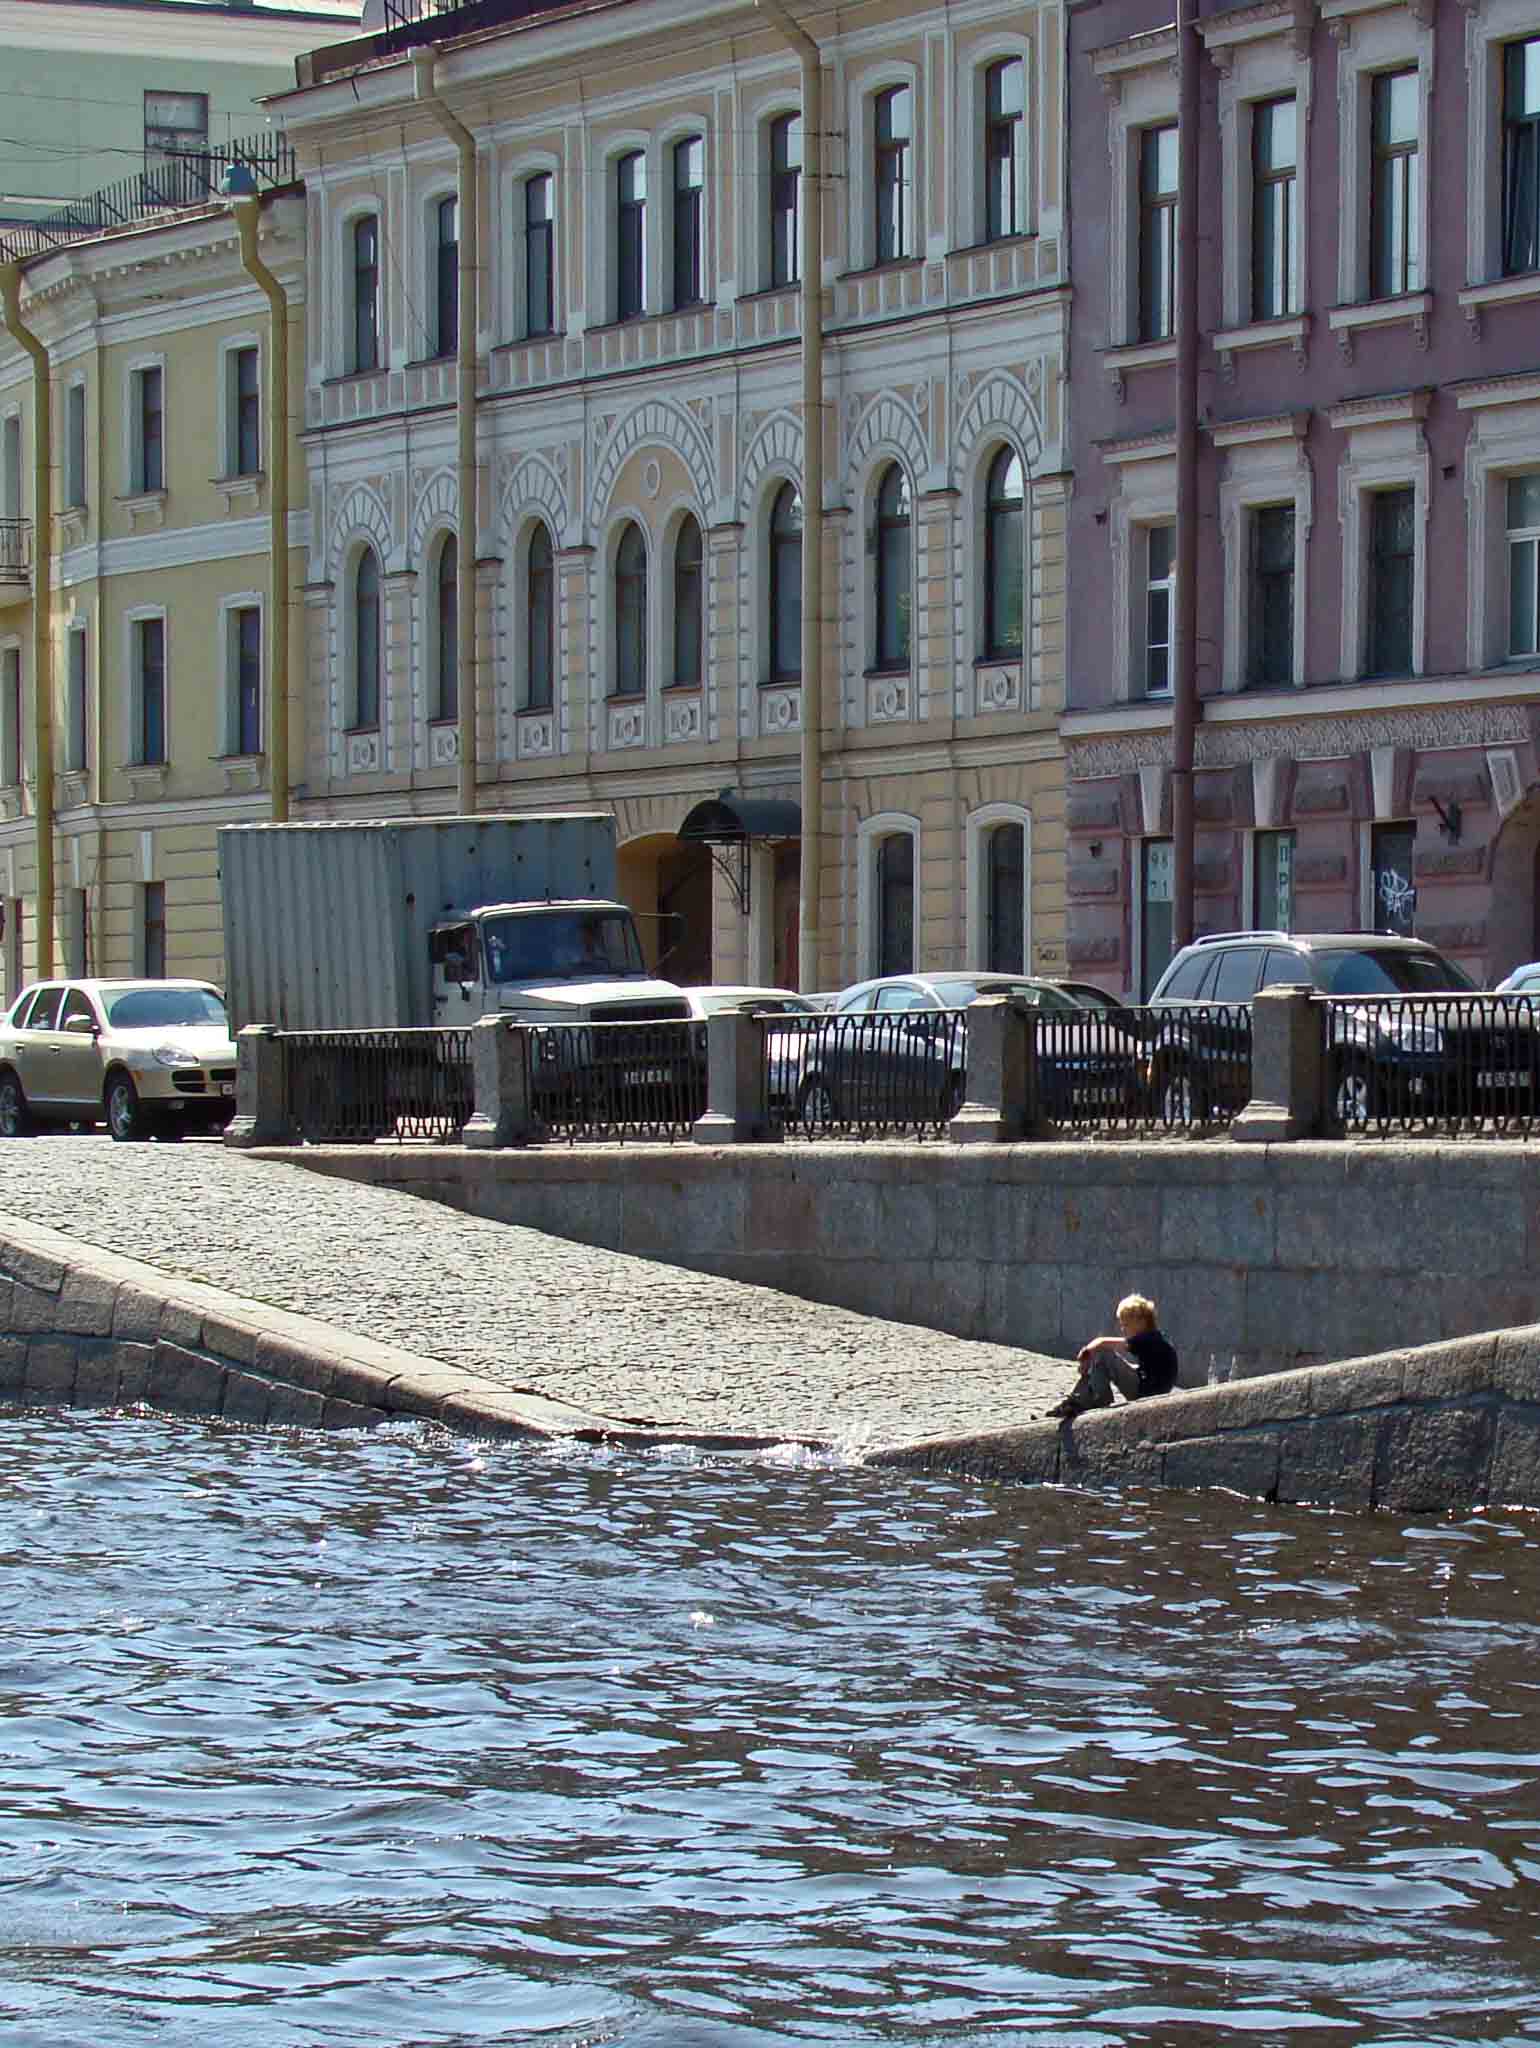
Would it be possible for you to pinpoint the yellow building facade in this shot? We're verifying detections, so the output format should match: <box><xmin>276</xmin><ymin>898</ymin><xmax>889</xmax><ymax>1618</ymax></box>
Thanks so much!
<box><xmin>0</xmin><ymin>192</ymin><xmax>305</xmax><ymax>1001</ymax></box>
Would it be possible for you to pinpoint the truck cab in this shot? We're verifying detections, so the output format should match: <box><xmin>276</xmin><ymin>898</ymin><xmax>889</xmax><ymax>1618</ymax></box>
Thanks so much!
<box><xmin>428</xmin><ymin>901</ymin><xmax>690</xmax><ymax>1025</ymax></box>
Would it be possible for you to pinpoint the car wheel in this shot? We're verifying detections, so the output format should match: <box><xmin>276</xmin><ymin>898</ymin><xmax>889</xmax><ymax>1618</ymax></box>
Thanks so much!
<box><xmin>0</xmin><ymin>1069</ymin><xmax>34</xmax><ymax>1137</ymax></box>
<box><xmin>105</xmin><ymin>1072</ymin><xmax>149</xmax><ymax>1142</ymax></box>
<box><xmin>1332</xmin><ymin>1058</ymin><xmax>1375</xmax><ymax>1129</ymax></box>
<box><xmin>796</xmin><ymin>1074</ymin><xmax>840</xmax><ymax>1130</ymax></box>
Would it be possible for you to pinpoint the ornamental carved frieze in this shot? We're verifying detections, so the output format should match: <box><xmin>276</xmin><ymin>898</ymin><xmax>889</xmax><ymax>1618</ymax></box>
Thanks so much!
<box><xmin>1066</xmin><ymin>702</ymin><xmax>1535</xmax><ymax>782</ymax></box>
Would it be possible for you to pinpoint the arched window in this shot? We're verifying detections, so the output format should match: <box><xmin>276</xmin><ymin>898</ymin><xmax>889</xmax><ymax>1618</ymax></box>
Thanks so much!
<box><xmin>615</xmin><ymin>522</ymin><xmax>647</xmax><ymax>696</ymax></box>
<box><xmin>352</xmin><ymin>216</ymin><xmax>380</xmax><ymax>373</ymax></box>
<box><xmin>986</xmin><ymin>822</ymin><xmax>1025</xmax><ymax>973</ymax></box>
<box><xmin>526</xmin><ymin>524</ymin><xmax>554</xmax><ymax>711</ymax></box>
<box><xmin>673</xmin><ymin>136</ymin><xmax>704</xmax><ymax>307</ymax></box>
<box><xmin>877</xmin><ymin>832</ymin><xmax>914</xmax><ymax>976</ymax></box>
<box><xmin>434</xmin><ymin>195</ymin><xmax>458</xmax><ymax>357</ymax></box>
<box><xmin>874</xmin><ymin>86</ymin><xmax>912</xmax><ymax>265</ymax></box>
<box><xmin>353</xmin><ymin>546</ymin><xmax>381</xmax><ymax>730</ymax></box>
<box><xmin>524</xmin><ymin>173</ymin><xmax>554</xmax><ymax>336</ymax></box>
<box><xmin>984</xmin><ymin>58</ymin><xmax>1025</xmax><ymax>242</ymax></box>
<box><xmin>874</xmin><ymin>464</ymin><xmax>912</xmax><ymax>670</ymax></box>
<box><xmin>673</xmin><ymin>515</ymin><xmax>703</xmax><ymax>685</ymax></box>
<box><xmin>434</xmin><ymin>533</ymin><xmax>458</xmax><ymax>722</ymax></box>
<box><xmin>984</xmin><ymin>447</ymin><xmax>1025</xmax><ymax>659</ymax></box>
<box><xmin>769</xmin><ymin>482</ymin><xmax>802</xmax><ymax>681</ymax></box>
<box><xmin>769</xmin><ymin>113</ymin><xmax>801</xmax><ymax>288</ymax></box>
<box><xmin>616</xmin><ymin>152</ymin><xmax>646</xmax><ymax>320</ymax></box>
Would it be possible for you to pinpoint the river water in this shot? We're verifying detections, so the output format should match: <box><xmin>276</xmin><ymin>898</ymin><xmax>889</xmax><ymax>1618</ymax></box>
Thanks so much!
<box><xmin>2</xmin><ymin>1405</ymin><xmax>1539</xmax><ymax>2048</ymax></box>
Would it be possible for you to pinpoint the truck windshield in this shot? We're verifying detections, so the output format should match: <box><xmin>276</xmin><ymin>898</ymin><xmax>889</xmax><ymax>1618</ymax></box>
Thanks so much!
<box><xmin>481</xmin><ymin>910</ymin><xmax>645</xmax><ymax>984</ymax></box>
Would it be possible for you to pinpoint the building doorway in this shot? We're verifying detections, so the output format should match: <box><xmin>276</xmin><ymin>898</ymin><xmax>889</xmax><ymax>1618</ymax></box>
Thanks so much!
<box><xmin>1488</xmin><ymin>789</ymin><xmax>1540</xmax><ymax>976</ymax></box>
<box><xmin>615</xmin><ymin>832</ymin><xmax>713</xmax><ymax>982</ymax></box>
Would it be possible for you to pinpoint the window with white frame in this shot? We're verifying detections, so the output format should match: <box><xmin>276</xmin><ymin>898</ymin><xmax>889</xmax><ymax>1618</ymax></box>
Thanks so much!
<box><xmin>64</xmin><ymin>383</ymin><xmax>86</xmax><ymax>509</ymax></box>
<box><xmin>1143</xmin><ymin>523</ymin><xmax>1175</xmax><ymax>696</ymax></box>
<box><xmin>66</xmin><ymin>626</ymin><xmax>88</xmax><ymax>775</ymax></box>
<box><xmin>768</xmin><ymin>482</ymin><xmax>802</xmax><ymax>681</ymax></box>
<box><xmin>874</xmin><ymin>86</ymin><xmax>913</xmax><ymax>266</ymax></box>
<box><xmin>433</xmin><ymin>534</ymin><xmax>458</xmax><ymax>723</ymax></box>
<box><xmin>352</xmin><ymin>548</ymin><xmax>381</xmax><ymax>730</ymax></box>
<box><xmin>524</xmin><ymin>174</ymin><xmax>555</xmax><ymax>336</ymax></box>
<box><xmin>1507</xmin><ymin>472</ymin><xmax>1540</xmax><ymax>656</ymax></box>
<box><xmin>672</xmin><ymin>515</ymin><xmax>703</xmax><ymax>685</ymax></box>
<box><xmin>985</xmin><ymin>821</ymin><xmax>1026</xmax><ymax>972</ymax></box>
<box><xmin>1251</xmin><ymin>97</ymin><xmax>1298</xmax><ymax>319</ymax></box>
<box><xmin>768</xmin><ymin>113</ymin><xmax>801</xmax><ymax>288</ymax></box>
<box><xmin>983</xmin><ymin>58</ymin><xmax>1026</xmax><ymax>243</ymax></box>
<box><xmin>672</xmin><ymin>137</ymin><xmax>704</xmax><ymax>308</ymax></box>
<box><xmin>1332</xmin><ymin>7</ymin><xmax>1430</xmax><ymax>320</ymax></box>
<box><xmin>230</xmin><ymin>346</ymin><xmax>260</xmax><ymax>477</ymax></box>
<box><xmin>982</xmin><ymin>446</ymin><xmax>1025</xmax><ymax>660</ymax></box>
<box><xmin>434</xmin><ymin>195</ymin><xmax>458</xmax><ymax>357</ymax></box>
<box><xmin>1138</xmin><ymin>125</ymin><xmax>1178</xmax><ymax>341</ymax></box>
<box><xmin>525</xmin><ymin>524</ymin><xmax>555</xmax><ymax>710</ymax></box>
<box><xmin>876</xmin><ymin>832</ymin><xmax>914</xmax><ymax>975</ymax></box>
<box><xmin>1248</xmin><ymin>504</ymin><xmax>1295</xmax><ymax>687</ymax></box>
<box><xmin>231</xmin><ymin>605</ymin><xmax>261</xmax><ymax>756</ymax></box>
<box><xmin>130</xmin><ymin>366</ymin><xmax>163</xmax><ymax>494</ymax></box>
<box><xmin>1213</xmin><ymin>411</ymin><xmax>1312</xmax><ymax>693</ymax></box>
<box><xmin>2</xmin><ymin>644</ymin><xmax>21</xmax><ymax>785</ymax></box>
<box><xmin>1504</xmin><ymin>35</ymin><xmax>1540</xmax><ymax>276</ymax></box>
<box><xmin>1371</xmin><ymin>70</ymin><xmax>1421</xmax><ymax>297</ymax></box>
<box><xmin>1364</xmin><ymin>485</ymin><xmax>1416</xmax><ymax>677</ymax></box>
<box><xmin>616</xmin><ymin>153</ymin><xmax>646</xmax><ymax>320</ymax></box>
<box><xmin>1</xmin><ymin>413</ymin><xmax>19</xmax><ymax>519</ymax></box>
<box><xmin>352</xmin><ymin>215</ymin><xmax>380</xmax><ymax>373</ymax></box>
<box><xmin>1332</xmin><ymin>397</ymin><xmax>1428</xmax><ymax>681</ymax></box>
<box><xmin>873</xmin><ymin>464</ymin><xmax>912</xmax><ymax>670</ymax></box>
<box><xmin>614</xmin><ymin>522</ymin><xmax>647</xmax><ymax>696</ymax></box>
<box><xmin>133</xmin><ymin>616</ymin><xmax>166</xmax><ymax>765</ymax></box>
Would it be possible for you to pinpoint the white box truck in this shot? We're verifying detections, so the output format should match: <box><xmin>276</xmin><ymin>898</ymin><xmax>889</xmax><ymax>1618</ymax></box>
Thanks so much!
<box><xmin>219</xmin><ymin>814</ymin><xmax>690</xmax><ymax>1032</ymax></box>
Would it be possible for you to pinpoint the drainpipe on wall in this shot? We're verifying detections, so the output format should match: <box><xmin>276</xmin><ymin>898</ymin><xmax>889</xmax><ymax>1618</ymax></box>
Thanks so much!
<box><xmin>229</xmin><ymin>187</ymin><xmax>291</xmax><ymax>823</ymax></box>
<box><xmin>755</xmin><ymin>0</ymin><xmax>824</xmax><ymax>994</ymax></box>
<box><xmin>1171</xmin><ymin>0</ymin><xmax>1201</xmax><ymax>951</ymax></box>
<box><xmin>0</xmin><ymin>262</ymin><xmax>55</xmax><ymax>980</ymax></box>
<box><xmin>414</xmin><ymin>49</ymin><xmax>480</xmax><ymax>815</ymax></box>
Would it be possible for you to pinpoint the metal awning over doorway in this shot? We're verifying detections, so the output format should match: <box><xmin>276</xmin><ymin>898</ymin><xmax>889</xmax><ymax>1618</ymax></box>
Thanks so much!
<box><xmin>677</xmin><ymin>789</ymin><xmax>801</xmax><ymax>914</ymax></box>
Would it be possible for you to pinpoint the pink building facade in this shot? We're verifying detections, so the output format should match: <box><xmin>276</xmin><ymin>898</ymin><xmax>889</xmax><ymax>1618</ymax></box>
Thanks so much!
<box><xmin>1064</xmin><ymin>0</ymin><xmax>1540</xmax><ymax>994</ymax></box>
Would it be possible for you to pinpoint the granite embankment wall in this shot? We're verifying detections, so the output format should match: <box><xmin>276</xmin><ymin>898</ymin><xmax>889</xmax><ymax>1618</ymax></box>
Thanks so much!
<box><xmin>277</xmin><ymin>1142</ymin><xmax>1540</xmax><ymax>1381</ymax></box>
<box><xmin>874</xmin><ymin>1326</ymin><xmax>1540</xmax><ymax>1513</ymax></box>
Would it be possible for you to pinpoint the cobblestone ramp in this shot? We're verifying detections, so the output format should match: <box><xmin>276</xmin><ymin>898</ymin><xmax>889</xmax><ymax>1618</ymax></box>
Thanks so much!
<box><xmin>0</xmin><ymin>1142</ymin><xmax>1070</xmax><ymax>1451</ymax></box>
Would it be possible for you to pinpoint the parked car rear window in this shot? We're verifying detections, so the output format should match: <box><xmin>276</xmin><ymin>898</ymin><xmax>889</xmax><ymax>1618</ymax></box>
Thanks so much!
<box><xmin>1312</xmin><ymin>949</ymin><xmax>1476</xmax><ymax>995</ymax></box>
<box><xmin>105</xmin><ymin>988</ymin><xmax>229</xmax><ymax>1029</ymax></box>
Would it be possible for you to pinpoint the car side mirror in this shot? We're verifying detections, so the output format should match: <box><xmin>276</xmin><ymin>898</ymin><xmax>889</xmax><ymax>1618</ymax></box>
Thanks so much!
<box><xmin>63</xmin><ymin>1014</ymin><xmax>96</xmax><ymax>1036</ymax></box>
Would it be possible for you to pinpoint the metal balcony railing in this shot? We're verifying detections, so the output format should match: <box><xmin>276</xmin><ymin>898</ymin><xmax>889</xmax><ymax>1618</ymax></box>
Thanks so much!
<box><xmin>0</xmin><ymin>520</ymin><xmax>31</xmax><ymax>588</ymax></box>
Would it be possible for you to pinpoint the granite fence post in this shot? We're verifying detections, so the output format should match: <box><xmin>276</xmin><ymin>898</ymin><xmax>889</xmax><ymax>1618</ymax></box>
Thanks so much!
<box><xmin>224</xmin><ymin>1025</ymin><xmax>295</xmax><ymax>1148</ymax></box>
<box><xmin>948</xmin><ymin>996</ymin><xmax>1051</xmax><ymax>1143</ymax></box>
<box><xmin>692</xmin><ymin>1009</ymin><xmax>778</xmax><ymax>1144</ymax></box>
<box><xmin>1232</xmin><ymin>985</ymin><xmax>1326</xmax><ymax>1143</ymax></box>
<box><xmin>463</xmin><ymin>1017</ymin><xmax>539</xmax><ymax>1148</ymax></box>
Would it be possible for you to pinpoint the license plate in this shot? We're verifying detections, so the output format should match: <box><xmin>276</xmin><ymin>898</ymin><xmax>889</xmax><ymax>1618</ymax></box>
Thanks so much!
<box><xmin>1478</xmin><ymin>1069</ymin><xmax>1528</xmax><ymax>1090</ymax></box>
<box><xmin>219</xmin><ymin>1082</ymin><xmax>235</xmax><ymax>1097</ymax></box>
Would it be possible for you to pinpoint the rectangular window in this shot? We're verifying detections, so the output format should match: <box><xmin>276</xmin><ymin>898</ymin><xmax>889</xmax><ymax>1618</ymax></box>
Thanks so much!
<box><xmin>143</xmin><ymin>89</ymin><xmax>207</xmax><ymax>167</ymax></box>
<box><xmin>1249</xmin><ymin>504</ymin><xmax>1295</xmax><ymax>688</ymax></box>
<box><xmin>1251</xmin><ymin>98</ymin><xmax>1298</xmax><ymax>320</ymax></box>
<box><xmin>1138</xmin><ymin>124</ymin><xmax>1178</xmax><ymax>341</ymax></box>
<box><xmin>984</xmin><ymin>58</ymin><xmax>1024</xmax><ymax>243</ymax></box>
<box><xmin>141</xmin><ymin>880</ymin><xmax>166</xmax><ymax>979</ymax></box>
<box><xmin>1508</xmin><ymin>472</ymin><xmax>1540</xmax><ymax>656</ymax></box>
<box><xmin>1144</xmin><ymin>524</ymin><xmax>1175</xmax><ymax>697</ymax></box>
<box><xmin>1</xmin><ymin>646</ymin><xmax>19</xmax><ymax>786</ymax></box>
<box><xmin>525</xmin><ymin>174</ymin><xmax>554</xmax><ymax>336</ymax></box>
<box><xmin>1370</xmin><ymin>820</ymin><xmax>1416</xmax><ymax>936</ymax></box>
<box><xmin>1365</xmin><ymin>486</ymin><xmax>1415</xmax><ymax>678</ymax></box>
<box><xmin>1</xmin><ymin>414</ymin><xmax>19</xmax><ymax>519</ymax></box>
<box><xmin>353</xmin><ymin>216</ymin><xmax>380</xmax><ymax>373</ymax></box>
<box><xmin>134</xmin><ymin>367</ymin><xmax>163</xmax><ymax>494</ymax></box>
<box><xmin>1253</xmin><ymin>829</ymin><xmax>1295</xmax><ymax>932</ymax></box>
<box><xmin>66</xmin><ymin>888</ymin><xmax>88</xmax><ymax>978</ymax></box>
<box><xmin>616</xmin><ymin>153</ymin><xmax>646</xmax><ymax>320</ymax></box>
<box><xmin>232</xmin><ymin>347</ymin><xmax>260</xmax><ymax>477</ymax></box>
<box><xmin>1370</xmin><ymin>70</ymin><xmax>1420</xmax><ymax>298</ymax></box>
<box><xmin>136</xmin><ymin>616</ymin><xmax>166</xmax><ymax>765</ymax></box>
<box><xmin>1141</xmin><ymin>837</ymin><xmax>1175</xmax><ymax>999</ymax></box>
<box><xmin>1504</xmin><ymin>36</ymin><xmax>1540</xmax><ymax>277</ymax></box>
<box><xmin>234</xmin><ymin>606</ymin><xmax>262</xmax><ymax>756</ymax></box>
<box><xmin>67</xmin><ymin>628</ymin><xmax>88</xmax><ymax>775</ymax></box>
<box><xmin>770</xmin><ymin>115</ymin><xmax>801</xmax><ymax>288</ymax></box>
<box><xmin>673</xmin><ymin>136</ymin><xmax>704</xmax><ymax>308</ymax></box>
<box><xmin>65</xmin><ymin>384</ymin><xmax>86</xmax><ymax>510</ymax></box>
<box><xmin>435</xmin><ymin>194</ymin><xmax>458</xmax><ymax>356</ymax></box>
<box><xmin>874</xmin><ymin>87</ymin><xmax>912</xmax><ymax>266</ymax></box>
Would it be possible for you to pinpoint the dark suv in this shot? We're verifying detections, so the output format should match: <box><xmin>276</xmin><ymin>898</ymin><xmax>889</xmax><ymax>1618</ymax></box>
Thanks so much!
<box><xmin>1145</xmin><ymin>931</ymin><xmax>1505</xmax><ymax>1124</ymax></box>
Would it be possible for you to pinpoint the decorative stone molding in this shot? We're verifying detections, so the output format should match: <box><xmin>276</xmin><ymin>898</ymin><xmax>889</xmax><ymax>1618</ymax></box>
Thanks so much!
<box><xmin>866</xmin><ymin>673</ymin><xmax>911</xmax><ymax>724</ymax></box>
<box><xmin>345</xmin><ymin>730</ymin><xmax>381</xmax><ymax>775</ymax></box>
<box><xmin>758</xmin><ymin>686</ymin><xmax>801</xmax><ymax>736</ymax></box>
<box><xmin>428</xmin><ymin>721</ymin><xmax>460</xmax><ymax>768</ymax></box>
<box><xmin>220</xmin><ymin>756</ymin><xmax>265</xmax><ymax>796</ymax></box>
<box><xmin>1065</xmin><ymin>702</ymin><xmax>1535</xmax><ymax>782</ymax></box>
<box><xmin>974</xmin><ymin>665</ymin><xmax>1022</xmax><ymax>715</ymax></box>
<box><xmin>607</xmin><ymin>700</ymin><xmax>647</xmax><ymax>750</ymax></box>
<box><xmin>516</xmin><ymin>712</ymin><xmax>555</xmax><ymax>759</ymax></box>
<box><xmin>124</xmin><ymin>762</ymin><xmax>170</xmax><ymax>799</ymax></box>
<box><xmin>664</xmin><ymin>691</ymin><xmax>702</xmax><ymax>743</ymax></box>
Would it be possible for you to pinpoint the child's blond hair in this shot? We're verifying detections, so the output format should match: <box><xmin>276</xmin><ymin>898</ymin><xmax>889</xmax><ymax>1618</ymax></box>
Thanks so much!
<box><xmin>1116</xmin><ymin>1293</ymin><xmax>1157</xmax><ymax>1328</ymax></box>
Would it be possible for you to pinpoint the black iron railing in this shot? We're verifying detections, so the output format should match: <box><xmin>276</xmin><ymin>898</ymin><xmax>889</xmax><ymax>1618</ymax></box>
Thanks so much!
<box><xmin>284</xmin><ymin>1028</ymin><xmax>473</xmax><ymax>1143</ymax></box>
<box><xmin>522</xmin><ymin>1018</ymin><xmax>706</xmax><ymax>1143</ymax></box>
<box><xmin>375</xmin><ymin>0</ymin><xmax>561</xmax><ymax>59</ymax></box>
<box><xmin>0</xmin><ymin>134</ymin><xmax>296</xmax><ymax>265</ymax></box>
<box><xmin>1044</xmin><ymin>1003</ymin><xmax>1253</xmax><ymax>1137</ymax></box>
<box><xmin>770</xmin><ymin>1009</ymin><xmax>968</xmax><ymax>1140</ymax></box>
<box><xmin>0</xmin><ymin>520</ymin><xmax>29</xmax><ymax>583</ymax></box>
<box><xmin>1322</xmin><ymin>993</ymin><xmax>1540</xmax><ymax>1137</ymax></box>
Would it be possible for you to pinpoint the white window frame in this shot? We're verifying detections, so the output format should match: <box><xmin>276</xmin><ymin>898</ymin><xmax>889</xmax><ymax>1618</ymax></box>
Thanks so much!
<box><xmin>1464</xmin><ymin>0</ymin><xmax>1540</xmax><ymax>300</ymax></box>
<box><xmin>65</xmin><ymin>621</ymin><xmax>89</xmax><ymax>775</ymax></box>
<box><xmin>1331</xmin><ymin>392</ymin><xmax>1429</xmax><ymax>680</ymax></box>
<box><xmin>1203</xmin><ymin>10</ymin><xmax>1311</xmax><ymax>346</ymax></box>
<box><xmin>959</xmin><ymin>37</ymin><xmax>1035</xmax><ymax>248</ymax></box>
<box><xmin>1325</xmin><ymin>2</ymin><xmax>1432</xmax><ymax>340</ymax></box>
<box><xmin>1090</xmin><ymin>30</ymin><xmax>1177</xmax><ymax>360</ymax></box>
<box><xmin>63</xmin><ymin>375</ymin><xmax>88</xmax><ymax>511</ymax></box>
<box><xmin>123</xmin><ymin>603</ymin><xmax>169</xmax><ymax>766</ymax></box>
<box><xmin>511</xmin><ymin>514</ymin><xmax>559</xmax><ymax>714</ymax></box>
<box><xmin>662</xmin><ymin>498</ymin><xmax>706</xmax><ymax>688</ymax></box>
<box><xmin>848</xmin><ymin>63</ymin><xmax>923</xmax><ymax>272</ymax></box>
<box><xmin>754</xmin><ymin>98</ymin><xmax>803</xmax><ymax>296</ymax></box>
<box><xmin>604</xmin><ymin>513</ymin><xmax>653</xmax><ymax>713</ymax></box>
<box><xmin>1104</xmin><ymin>434</ymin><xmax>1177</xmax><ymax>701</ymax></box>
<box><xmin>1</xmin><ymin>406</ymin><xmax>22</xmax><ymax>520</ymax></box>
<box><xmin>1456</xmin><ymin>375</ymin><xmax>1540</xmax><ymax>669</ymax></box>
<box><xmin>342</xmin><ymin>540</ymin><xmax>385</xmax><ymax>739</ymax></box>
<box><xmin>338</xmin><ymin>199</ymin><xmax>386</xmax><ymax>378</ymax></box>
<box><xmin>658</xmin><ymin>119</ymin><xmax>712</xmax><ymax>314</ymax></box>
<box><xmin>600</xmin><ymin>133</ymin><xmax>652</xmax><ymax>325</ymax></box>
<box><xmin>0</xmin><ymin>636</ymin><xmax>23</xmax><ymax>787</ymax></box>
<box><xmin>217</xmin><ymin>333</ymin><xmax>262</xmax><ymax>481</ymax></box>
<box><xmin>964</xmin><ymin>802</ymin><xmax>1032</xmax><ymax>972</ymax></box>
<box><xmin>423</xmin><ymin>524</ymin><xmax>458</xmax><ymax>725</ymax></box>
<box><xmin>862</xmin><ymin>455</ymin><xmax>917</xmax><ymax>681</ymax></box>
<box><xmin>756</xmin><ymin>467</ymin><xmax>803</xmax><ymax>689</ymax></box>
<box><xmin>509</xmin><ymin>155</ymin><xmax>561</xmax><ymax>340</ymax></box>
<box><xmin>422</xmin><ymin>180</ymin><xmax>459</xmax><ymax>362</ymax></box>
<box><xmin>856</xmin><ymin>810</ymin><xmax>921</xmax><ymax>979</ymax></box>
<box><xmin>1214</xmin><ymin>414</ymin><xmax>1312</xmax><ymax>692</ymax></box>
<box><xmin>219</xmin><ymin>590</ymin><xmax>264</xmax><ymax>756</ymax></box>
<box><xmin>123</xmin><ymin>355</ymin><xmax>166</xmax><ymax>498</ymax></box>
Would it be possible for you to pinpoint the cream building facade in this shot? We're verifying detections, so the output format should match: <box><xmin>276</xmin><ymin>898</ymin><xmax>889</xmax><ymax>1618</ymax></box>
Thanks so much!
<box><xmin>277</xmin><ymin>0</ymin><xmax>1070</xmax><ymax>990</ymax></box>
<box><xmin>0</xmin><ymin>191</ymin><xmax>305</xmax><ymax>999</ymax></box>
